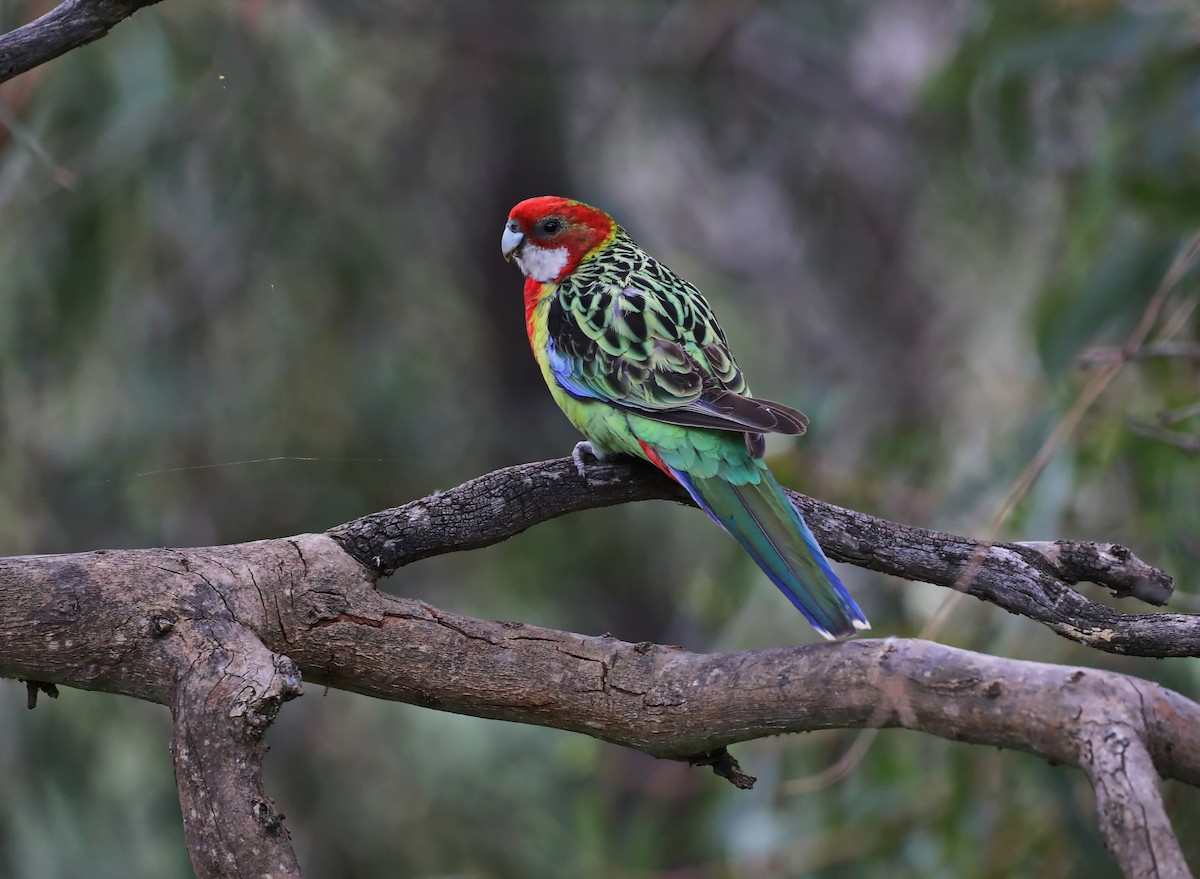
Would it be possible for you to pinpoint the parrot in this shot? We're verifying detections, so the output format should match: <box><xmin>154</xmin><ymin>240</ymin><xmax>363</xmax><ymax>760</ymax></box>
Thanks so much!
<box><xmin>501</xmin><ymin>196</ymin><xmax>868</xmax><ymax>640</ymax></box>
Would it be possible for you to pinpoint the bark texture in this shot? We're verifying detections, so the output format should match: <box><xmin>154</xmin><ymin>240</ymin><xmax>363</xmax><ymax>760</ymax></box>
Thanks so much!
<box><xmin>0</xmin><ymin>0</ymin><xmax>164</xmax><ymax>82</ymax></box>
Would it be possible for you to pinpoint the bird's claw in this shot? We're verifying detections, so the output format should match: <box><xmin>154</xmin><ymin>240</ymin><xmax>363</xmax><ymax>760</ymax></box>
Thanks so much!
<box><xmin>572</xmin><ymin>441</ymin><xmax>600</xmax><ymax>482</ymax></box>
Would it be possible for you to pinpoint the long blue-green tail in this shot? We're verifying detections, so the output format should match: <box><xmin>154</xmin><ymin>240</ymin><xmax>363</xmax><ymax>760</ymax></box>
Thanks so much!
<box><xmin>671</xmin><ymin>466</ymin><xmax>869</xmax><ymax>640</ymax></box>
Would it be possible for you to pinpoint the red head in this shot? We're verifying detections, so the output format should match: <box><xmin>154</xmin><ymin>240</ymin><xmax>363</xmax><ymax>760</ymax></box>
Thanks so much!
<box><xmin>502</xmin><ymin>196</ymin><xmax>616</xmax><ymax>284</ymax></box>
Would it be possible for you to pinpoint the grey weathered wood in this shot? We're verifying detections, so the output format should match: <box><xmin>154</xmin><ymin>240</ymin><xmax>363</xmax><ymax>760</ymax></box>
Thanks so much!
<box><xmin>2</xmin><ymin>458</ymin><xmax>1197</xmax><ymax>878</ymax></box>
<box><xmin>0</xmin><ymin>0</ymin><xmax>164</xmax><ymax>83</ymax></box>
<box><xmin>331</xmin><ymin>456</ymin><xmax>1184</xmax><ymax>655</ymax></box>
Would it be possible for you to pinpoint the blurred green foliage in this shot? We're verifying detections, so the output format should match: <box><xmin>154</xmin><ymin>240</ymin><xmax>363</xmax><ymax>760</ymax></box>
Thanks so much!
<box><xmin>1</xmin><ymin>0</ymin><xmax>1198</xmax><ymax>876</ymax></box>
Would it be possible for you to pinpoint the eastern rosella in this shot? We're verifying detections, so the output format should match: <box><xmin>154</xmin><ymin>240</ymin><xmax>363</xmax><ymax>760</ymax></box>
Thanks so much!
<box><xmin>502</xmin><ymin>196</ymin><xmax>868</xmax><ymax>639</ymax></box>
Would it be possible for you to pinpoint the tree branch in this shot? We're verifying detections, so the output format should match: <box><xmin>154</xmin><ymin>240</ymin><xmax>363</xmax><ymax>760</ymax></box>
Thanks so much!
<box><xmin>1080</xmin><ymin>699</ymin><xmax>1192</xmax><ymax>879</ymax></box>
<box><xmin>3</xmin><ymin>538</ymin><xmax>1198</xmax><ymax>874</ymax></box>
<box><xmin>0</xmin><ymin>0</ymin><xmax>164</xmax><ymax>84</ymax></box>
<box><xmin>1</xmin><ymin>541</ymin><xmax>306</xmax><ymax>878</ymax></box>
<box><xmin>1126</xmin><ymin>416</ymin><xmax>1200</xmax><ymax>455</ymax></box>
<box><xmin>330</xmin><ymin>456</ymin><xmax>1187</xmax><ymax>656</ymax></box>
<box><xmin>171</xmin><ymin>619</ymin><xmax>302</xmax><ymax>879</ymax></box>
<box><xmin>1081</xmin><ymin>341</ymin><xmax>1200</xmax><ymax>369</ymax></box>
<box><xmin>2</xmin><ymin>458</ymin><xmax>1196</xmax><ymax>877</ymax></box>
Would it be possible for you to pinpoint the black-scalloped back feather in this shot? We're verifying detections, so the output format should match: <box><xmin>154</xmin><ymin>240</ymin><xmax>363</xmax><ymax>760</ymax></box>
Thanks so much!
<box><xmin>546</xmin><ymin>227</ymin><xmax>808</xmax><ymax>457</ymax></box>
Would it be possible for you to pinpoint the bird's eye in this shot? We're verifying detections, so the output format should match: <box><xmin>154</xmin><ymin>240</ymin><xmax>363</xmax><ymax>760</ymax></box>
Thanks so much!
<box><xmin>539</xmin><ymin>218</ymin><xmax>562</xmax><ymax>236</ymax></box>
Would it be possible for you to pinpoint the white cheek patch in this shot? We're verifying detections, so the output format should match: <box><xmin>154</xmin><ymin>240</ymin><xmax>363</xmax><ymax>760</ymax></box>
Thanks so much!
<box><xmin>516</xmin><ymin>245</ymin><xmax>569</xmax><ymax>282</ymax></box>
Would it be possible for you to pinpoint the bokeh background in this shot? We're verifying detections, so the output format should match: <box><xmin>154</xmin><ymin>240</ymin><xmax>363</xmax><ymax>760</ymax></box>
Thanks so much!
<box><xmin>1</xmin><ymin>0</ymin><xmax>1199</xmax><ymax>876</ymax></box>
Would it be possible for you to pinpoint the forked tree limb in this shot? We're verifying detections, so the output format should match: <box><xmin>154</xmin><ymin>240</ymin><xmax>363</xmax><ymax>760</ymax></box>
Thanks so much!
<box><xmin>1</xmin><ymin>457</ymin><xmax>1197</xmax><ymax>878</ymax></box>
<box><xmin>0</xmin><ymin>0</ymin><xmax>163</xmax><ymax>83</ymax></box>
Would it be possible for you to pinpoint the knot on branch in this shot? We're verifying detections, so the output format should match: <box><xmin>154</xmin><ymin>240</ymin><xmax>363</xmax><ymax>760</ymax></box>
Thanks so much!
<box><xmin>236</xmin><ymin>654</ymin><xmax>303</xmax><ymax>738</ymax></box>
<box><xmin>19</xmin><ymin>678</ymin><xmax>59</xmax><ymax>709</ymax></box>
<box><xmin>252</xmin><ymin>799</ymin><xmax>287</xmax><ymax>833</ymax></box>
<box><xmin>688</xmin><ymin>748</ymin><xmax>757</xmax><ymax>789</ymax></box>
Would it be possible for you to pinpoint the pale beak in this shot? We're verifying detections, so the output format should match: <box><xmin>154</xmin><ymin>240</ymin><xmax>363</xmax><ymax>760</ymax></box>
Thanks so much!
<box><xmin>501</xmin><ymin>222</ymin><xmax>524</xmax><ymax>262</ymax></box>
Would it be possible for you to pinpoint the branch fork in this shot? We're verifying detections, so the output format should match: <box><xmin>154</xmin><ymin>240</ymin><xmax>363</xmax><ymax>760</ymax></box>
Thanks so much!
<box><xmin>0</xmin><ymin>457</ymin><xmax>1195</xmax><ymax>877</ymax></box>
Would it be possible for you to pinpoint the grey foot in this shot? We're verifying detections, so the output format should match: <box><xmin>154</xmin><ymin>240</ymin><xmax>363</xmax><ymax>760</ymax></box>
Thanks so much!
<box><xmin>572</xmin><ymin>441</ymin><xmax>602</xmax><ymax>481</ymax></box>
